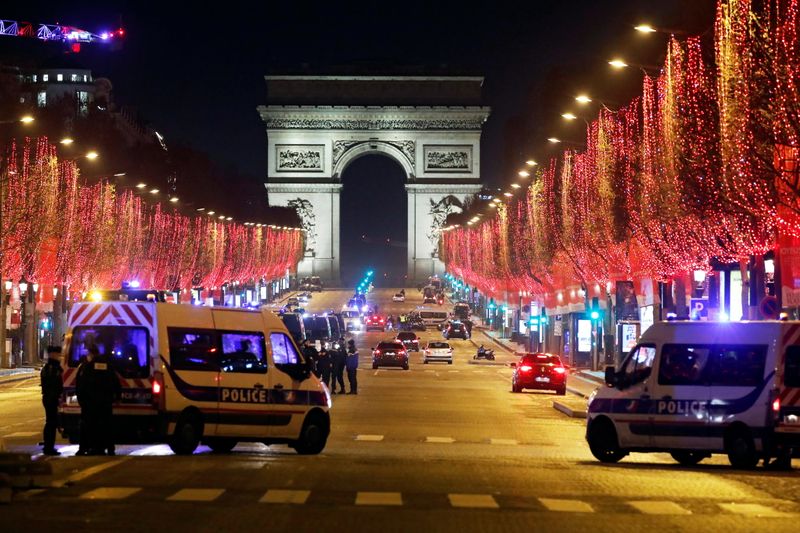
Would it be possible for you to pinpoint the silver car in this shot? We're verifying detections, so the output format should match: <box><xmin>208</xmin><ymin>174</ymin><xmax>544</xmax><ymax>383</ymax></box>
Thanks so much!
<box><xmin>423</xmin><ymin>341</ymin><xmax>453</xmax><ymax>364</ymax></box>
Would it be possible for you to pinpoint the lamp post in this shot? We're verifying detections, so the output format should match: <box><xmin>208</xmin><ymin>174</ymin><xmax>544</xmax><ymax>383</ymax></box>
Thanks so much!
<box><xmin>0</xmin><ymin>279</ymin><xmax>10</xmax><ymax>367</ymax></box>
<box><xmin>18</xmin><ymin>278</ymin><xmax>28</xmax><ymax>367</ymax></box>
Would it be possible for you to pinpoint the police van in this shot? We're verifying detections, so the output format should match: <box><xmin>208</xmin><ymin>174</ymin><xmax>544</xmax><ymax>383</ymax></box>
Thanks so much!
<box><xmin>587</xmin><ymin>320</ymin><xmax>800</xmax><ymax>468</ymax></box>
<box><xmin>415</xmin><ymin>307</ymin><xmax>449</xmax><ymax>327</ymax></box>
<box><xmin>59</xmin><ymin>299</ymin><xmax>331</xmax><ymax>455</ymax></box>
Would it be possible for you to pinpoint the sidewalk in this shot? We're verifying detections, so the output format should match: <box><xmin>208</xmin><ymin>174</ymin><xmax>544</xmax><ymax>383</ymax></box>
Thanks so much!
<box><xmin>0</xmin><ymin>367</ymin><xmax>38</xmax><ymax>385</ymax></box>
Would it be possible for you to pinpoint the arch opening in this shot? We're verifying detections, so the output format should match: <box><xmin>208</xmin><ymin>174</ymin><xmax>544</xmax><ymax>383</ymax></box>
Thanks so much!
<box><xmin>340</xmin><ymin>153</ymin><xmax>408</xmax><ymax>287</ymax></box>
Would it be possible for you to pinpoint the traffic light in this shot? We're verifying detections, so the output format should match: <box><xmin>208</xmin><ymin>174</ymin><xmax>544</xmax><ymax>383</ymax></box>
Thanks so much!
<box><xmin>589</xmin><ymin>297</ymin><xmax>601</xmax><ymax>320</ymax></box>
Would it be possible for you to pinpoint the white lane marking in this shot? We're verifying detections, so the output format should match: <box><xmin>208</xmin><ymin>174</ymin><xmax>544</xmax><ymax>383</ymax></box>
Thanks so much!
<box><xmin>260</xmin><ymin>489</ymin><xmax>310</xmax><ymax>504</ymax></box>
<box><xmin>80</xmin><ymin>487</ymin><xmax>141</xmax><ymax>500</ymax></box>
<box><xmin>539</xmin><ymin>498</ymin><xmax>594</xmax><ymax>513</ymax></box>
<box><xmin>425</xmin><ymin>436</ymin><xmax>455</xmax><ymax>444</ymax></box>
<box><xmin>448</xmin><ymin>493</ymin><xmax>499</xmax><ymax>509</ymax></box>
<box><xmin>489</xmin><ymin>438</ymin><xmax>518</xmax><ymax>446</ymax></box>
<box><xmin>628</xmin><ymin>501</ymin><xmax>692</xmax><ymax>515</ymax></box>
<box><xmin>356</xmin><ymin>491</ymin><xmax>403</xmax><ymax>506</ymax></box>
<box><xmin>167</xmin><ymin>488</ymin><xmax>225</xmax><ymax>501</ymax></box>
<box><xmin>355</xmin><ymin>434</ymin><xmax>384</xmax><ymax>442</ymax></box>
<box><xmin>718</xmin><ymin>503</ymin><xmax>792</xmax><ymax>517</ymax></box>
<box><xmin>53</xmin><ymin>457</ymin><xmax>131</xmax><ymax>487</ymax></box>
<box><xmin>2</xmin><ymin>431</ymin><xmax>39</xmax><ymax>437</ymax></box>
<box><xmin>447</xmin><ymin>370</ymin><xmax>459</xmax><ymax>373</ymax></box>
<box><xmin>424</xmin><ymin>370</ymin><xmax>435</xmax><ymax>373</ymax></box>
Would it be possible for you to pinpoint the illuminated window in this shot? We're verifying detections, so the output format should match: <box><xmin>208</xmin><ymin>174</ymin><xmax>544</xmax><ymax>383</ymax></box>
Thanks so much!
<box><xmin>42</xmin><ymin>74</ymin><xmax>49</xmax><ymax>82</ymax></box>
<box><xmin>32</xmin><ymin>74</ymin><xmax>37</xmax><ymax>82</ymax></box>
<box><xmin>220</xmin><ymin>332</ymin><xmax>267</xmax><ymax>374</ymax></box>
<box><xmin>57</xmin><ymin>74</ymin><xmax>63</xmax><ymax>82</ymax></box>
<box><xmin>37</xmin><ymin>91</ymin><xmax>46</xmax><ymax>107</ymax></box>
<box><xmin>270</xmin><ymin>332</ymin><xmax>300</xmax><ymax>365</ymax></box>
<box><xmin>167</xmin><ymin>328</ymin><xmax>218</xmax><ymax>372</ymax></box>
<box><xmin>659</xmin><ymin>345</ymin><xmax>711</xmax><ymax>385</ymax></box>
<box><xmin>77</xmin><ymin>91</ymin><xmax>89</xmax><ymax>115</ymax></box>
<box><xmin>83</xmin><ymin>74</ymin><xmax>88</xmax><ymax>82</ymax></box>
<box><xmin>70</xmin><ymin>74</ymin><xmax>79</xmax><ymax>82</ymax></box>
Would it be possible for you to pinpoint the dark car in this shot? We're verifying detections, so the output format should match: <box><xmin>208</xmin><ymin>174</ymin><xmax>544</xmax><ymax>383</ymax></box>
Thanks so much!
<box><xmin>443</xmin><ymin>321</ymin><xmax>468</xmax><ymax>340</ymax></box>
<box><xmin>372</xmin><ymin>341</ymin><xmax>409</xmax><ymax>370</ymax></box>
<box><xmin>423</xmin><ymin>296</ymin><xmax>437</xmax><ymax>305</ymax></box>
<box><xmin>395</xmin><ymin>331</ymin><xmax>420</xmax><ymax>352</ymax></box>
<box><xmin>512</xmin><ymin>353</ymin><xmax>567</xmax><ymax>395</ymax></box>
<box><xmin>280</xmin><ymin>313</ymin><xmax>306</xmax><ymax>345</ymax></box>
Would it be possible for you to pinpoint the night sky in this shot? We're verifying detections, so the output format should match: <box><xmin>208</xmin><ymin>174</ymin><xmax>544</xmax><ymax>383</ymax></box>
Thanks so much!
<box><xmin>1</xmin><ymin>1</ymin><xmax>717</xmax><ymax>285</ymax></box>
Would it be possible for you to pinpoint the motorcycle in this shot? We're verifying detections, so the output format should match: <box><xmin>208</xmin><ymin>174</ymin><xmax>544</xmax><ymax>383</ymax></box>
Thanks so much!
<box><xmin>473</xmin><ymin>345</ymin><xmax>495</xmax><ymax>360</ymax></box>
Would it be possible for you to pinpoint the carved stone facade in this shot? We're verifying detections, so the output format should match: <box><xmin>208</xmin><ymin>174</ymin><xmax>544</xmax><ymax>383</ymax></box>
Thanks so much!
<box><xmin>260</xmin><ymin>76</ymin><xmax>490</xmax><ymax>284</ymax></box>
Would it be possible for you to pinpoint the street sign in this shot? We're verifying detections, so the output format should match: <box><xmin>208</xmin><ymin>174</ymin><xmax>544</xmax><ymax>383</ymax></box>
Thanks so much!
<box><xmin>760</xmin><ymin>296</ymin><xmax>780</xmax><ymax>319</ymax></box>
<box><xmin>689</xmin><ymin>298</ymin><xmax>708</xmax><ymax>320</ymax></box>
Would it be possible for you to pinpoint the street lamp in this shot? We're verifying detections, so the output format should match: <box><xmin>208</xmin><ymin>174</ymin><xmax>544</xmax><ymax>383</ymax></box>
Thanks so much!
<box><xmin>575</xmin><ymin>94</ymin><xmax>592</xmax><ymax>104</ymax></box>
<box><xmin>0</xmin><ymin>280</ymin><xmax>11</xmax><ymax>368</ymax></box>
<box><xmin>518</xmin><ymin>170</ymin><xmax>530</xmax><ymax>178</ymax></box>
<box><xmin>634</xmin><ymin>24</ymin><xmax>657</xmax><ymax>33</ymax></box>
<box><xmin>547</xmin><ymin>137</ymin><xmax>562</xmax><ymax>144</ymax></box>
<box><xmin>608</xmin><ymin>58</ymin><xmax>629</xmax><ymax>69</ymax></box>
<box><xmin>525</xmin><ymin>159</ymin><xmax>538</xmax><ymax>167</ymax></box>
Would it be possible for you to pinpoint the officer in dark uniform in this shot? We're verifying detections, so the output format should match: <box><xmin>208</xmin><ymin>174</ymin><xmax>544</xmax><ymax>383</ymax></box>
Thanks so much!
<box><xmin>316</xmin><ymin>346</ymin><xmax>332</xmax><ymax>390</ymax></box>
<box><xmin>75</xmin><ymin>346</ymin><xmax>96</xmax><ymax>456</ymax></box>
<box><xmin>302</xmin><ymin>340</ymin><xmax>319</xmax><ymax>377</ymax></box>
<box><xmin>40</xmin><ymin>346</ymin><xmax>63</xmax><ymax>455</ymax></box>
<box><xmin>76</xmin><ymin>345</ymin><xmax>121</xmax><ymax>455</ymax></box>
<box><xmin>331</xmin><ymin>339</ymin><xmax>347</xmax><ymax>394</ymax></box>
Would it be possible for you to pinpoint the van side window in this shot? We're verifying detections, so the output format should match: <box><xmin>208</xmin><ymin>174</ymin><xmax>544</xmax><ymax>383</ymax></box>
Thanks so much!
<box><xmin>219</xmin><ymin>332</ymin><xmax>267</xmax><ymax>374</ymax></box>
<box><xmin>659</xmin><ymin>345</ymin><xmax>711</xmax><ymax>385</ymax></box>
<box><xmin>168</xmin><ymin>328</ymin><xmax>218</xmax><ymax>372</ymax></box>
<box><xmin>620</xmin><ymin>345</ymin><xmax>656</xmax><ymax>385</ymax></box>
<box><xmin>786</xmin><ymin>346</ymin><xmax>800</xmax><ymax>387</ymax></box>
<box><xmin>270</xmin><ymin>332</ymin><xmax>300</xmax><ymax>365</ymax></box>
<box><xmin>709</xmin><ymin>345</ymin><xmax>767</xmax><ymax>386</ymax></box>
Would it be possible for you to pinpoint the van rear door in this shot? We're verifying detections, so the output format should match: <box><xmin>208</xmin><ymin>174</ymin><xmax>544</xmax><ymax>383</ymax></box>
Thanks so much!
<box><xmin>212</xmin><ymin>310</ymin><xmax>270</xmax><ymax>439</ymax></box>
<box><xmin>777</xmin><ymin>339</ymin><xmax>800</xmax><ymax>434</ymax></box>
<box><xmin>266</xmin><ymin>330</ymin><xmax>309</xmax><ymax>438</ymax></box>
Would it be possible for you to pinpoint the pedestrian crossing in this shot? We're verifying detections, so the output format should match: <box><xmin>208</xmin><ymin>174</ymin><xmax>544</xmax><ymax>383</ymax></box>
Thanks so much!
<box><xmin>353</xmin><ymin>434</ymin><xmax>525</xmax><ymax>445</ymax></box>
<box><xmin>36</xmin><ymin>486</ymin><xmax>800</xmax><ymax>516</ymax></box>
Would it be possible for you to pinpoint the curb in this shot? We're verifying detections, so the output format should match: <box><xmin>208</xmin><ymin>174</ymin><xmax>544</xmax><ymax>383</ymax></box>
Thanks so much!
<box><xmin>466</xmin><ymin>359</ymin><xmax>509</xmax><ymax>367</ymax></box>
<box><xmin>552</xmin><ymin>400</ymin><xmax>587</xmax><ymax>419</ymax></box>
<box><xmin>0</xmin><ymin>373</ymin><xmax>37</xmax><ymax>386</ymax></box>
<box><xmin>566</xmin><ymin>384</ymin><xmax>591</xmax><ymax>399</ymax></box>
<box><xmin>577</xmin><ymin>371</ymin><xmax>605</xmax><ymax>385</ymax></box>
<box><xmin>0</xmin><ymin>453</ymin><xmax>53</xmax><ymax>491</ymax></box>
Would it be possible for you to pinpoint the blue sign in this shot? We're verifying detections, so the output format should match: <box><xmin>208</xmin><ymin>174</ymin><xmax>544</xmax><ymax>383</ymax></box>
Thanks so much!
<box><xmin>689</xmin><ymin>298</ymin><xmax>708</xmax><ymax>319</ymax></box>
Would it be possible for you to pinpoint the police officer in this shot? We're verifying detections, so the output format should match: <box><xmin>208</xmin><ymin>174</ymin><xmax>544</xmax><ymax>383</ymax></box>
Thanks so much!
<box><xmin>75</xmin><ymin>346</ymin><xmax>96</xmax><ymax>455</ymax></box>
<box><xmin>316</xmin><ymin>346</ymin><xmax>332</xmax><ymax>390</ymax></box>
<box><xmin>40</xmin><ymin>346</ymin><xmax>63</xmax><ymax>455</ymax></box>
<box><xmin>331</xmin><ymin>338</ymin><xmax>347</xmax><ymax>394</ymax></box>
<box><xmin>302</xmin><ymin>340</ymin><xmax>319</xmax><ymax>377</ymax></box>
<box><xmin>345</xmin><ymin>339</ymin><xmax>359</xmax><ymax>395</ymax></box>
<box><xmin>76</xmin><ymin>345</ymin><xmax>121</xmax><ymax>455</ymax></box>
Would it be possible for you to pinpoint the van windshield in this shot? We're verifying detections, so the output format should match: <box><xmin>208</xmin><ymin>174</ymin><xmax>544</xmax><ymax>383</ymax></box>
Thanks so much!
<box><xmin>68</xmin><ymin>326</ymin><xmax>150</xmax><ymax>379</ymax></box>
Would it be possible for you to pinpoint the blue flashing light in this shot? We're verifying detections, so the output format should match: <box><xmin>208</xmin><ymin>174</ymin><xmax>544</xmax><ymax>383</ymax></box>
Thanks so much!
<box><xmin>590</xmin><ymin>310</ymin><xmax>600</xmax><ymax>320</ymax></box>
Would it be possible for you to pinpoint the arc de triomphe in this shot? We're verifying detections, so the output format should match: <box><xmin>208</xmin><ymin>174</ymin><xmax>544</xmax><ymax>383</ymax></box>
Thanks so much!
<box><xmin>259</xmin><ymin>76</ymin><xmax>490</xmax><ymax>285</ymax></box>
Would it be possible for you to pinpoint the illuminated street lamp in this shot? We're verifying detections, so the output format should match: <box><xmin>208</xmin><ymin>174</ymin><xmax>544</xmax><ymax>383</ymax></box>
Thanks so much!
<box><xmin>547</xmin><ymin>137</ymin><xmax>562</xmax><ymax>144</ymax></box>
<box><xmin>169</xmin><ymin>197</ymin><xmax>179</xmax><ymax>203</ymax></box>
<box><xmin>19</xmin><ymin>115</ymin><xmax>35</xmax><ymax>124</ymax></box>
<box><xmin>525</xmin><ymin>159</ymin><xmax>538</xmax><ymax>167</ymax></box>
<box><xmin>59</xmin><ymin>137</ymin><xmax>74</xmax><ymax>145</ymax></box>
<box><xmin>575</xmin><ymin>94</ymin><xmax>592</xmax><ymax>104</ymax></box>
<box><xmin>634</xmin><ymin>24</ymin><xmax>657</xmax><ymax>33</ymax></box>
<box><xmin>510</xmin><ymin>183</ymin><xmax>521</xmax><ymax>189</ymax></box>
<box><xmin>608</xmin><ymin>58</ymin><xmax>629</xmax><ymax>69</ymax></box>
<box><xmin>518</xmin><ymin>170</ymin><xmax>530</xmax><ymax>178</ymax></box>
<box><xmin>85</xmin><ymin>150</ymin><xmax>99</xmax><ymax>160</ymax></box>
<box><xmin>136</xmin><ymin>183</ymin><xmax>147</xmax><ymax>189</ymax></box>
<box><xmin>561</xmin><ymin>112</ymin><xmax>578</xmax><ymax>121</ymax></box>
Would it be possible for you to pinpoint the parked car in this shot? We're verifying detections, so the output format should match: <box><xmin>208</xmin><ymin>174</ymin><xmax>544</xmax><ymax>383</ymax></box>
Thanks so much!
<box><xmin>423</xmin><ymin>341</ymin><xmax>453</xmax><ymax>364</ymax></box>
<box><xmin>392</xmin><ymin>293</ymin><xmax>405</xmax><ymax>302</ymax></box>
<box><xmin>372</xmin><ymin>341</ymin><xmax>409</xmax><ymax>370</ymax></box>
<box><xmin>396</xmin><ymin>331</ymin><xmax>420</xmax><ymax>352</ymax></box>
<box><xmin>511</xmin><ymin>353</ymin><xmax>567</xmax><ymax>395</ymax></box>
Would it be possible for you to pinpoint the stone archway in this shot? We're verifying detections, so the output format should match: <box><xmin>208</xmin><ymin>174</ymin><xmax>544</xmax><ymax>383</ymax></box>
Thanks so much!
<box><xmin>259</xmin><ymin>76</ymin><xmax>490</xmax><ymax>285</ymax></box>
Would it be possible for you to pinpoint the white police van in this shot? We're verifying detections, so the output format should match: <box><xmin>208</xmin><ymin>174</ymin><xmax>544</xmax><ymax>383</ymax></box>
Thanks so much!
<box><xmin>587</xmin><ymin>320</ymin><xmax>800</xmax><ymax>468</ymax></box>
<box><xmin>60</xmin><ymin>299</ymin><xmax>331</xmax><ymax>455</ymax></box>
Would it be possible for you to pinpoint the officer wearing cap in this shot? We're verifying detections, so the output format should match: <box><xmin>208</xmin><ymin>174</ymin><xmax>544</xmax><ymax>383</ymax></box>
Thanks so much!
<box><xmin>40</xmin><ymin>346</ymin><xmax>63</xmax><ymax>455</ymax></box>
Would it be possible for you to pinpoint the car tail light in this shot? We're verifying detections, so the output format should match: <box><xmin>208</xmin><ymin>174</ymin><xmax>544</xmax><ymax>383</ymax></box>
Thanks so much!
<box><xmin>772</xmin><ymin>396</ymin><xmax>781</xmax><ymax>413</ymax></box>
<box><xmin>374</xmin><ymin>350</ymin><xmax>381</xmax><ymax>355</ymax></box>
<box><xmin>553</xmin><ymin>366</ymin><xmax>566</xmax><ymax>374</ymax></box>
<box><xmin>400</xmin><ymin>350</ymin><xmax>406</xmax><ymax>355</ymax></box>
<box><xmin>519</xmin><ymin>365</ymin><xmax>533</xmax><ymax>372</ymax></box>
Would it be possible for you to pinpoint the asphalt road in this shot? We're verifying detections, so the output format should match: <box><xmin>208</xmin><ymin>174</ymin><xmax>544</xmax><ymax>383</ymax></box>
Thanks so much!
<box><xmin>1</xmin><ymin>288</ymin><xmax>798</xmax><ymax>532</ymax></box>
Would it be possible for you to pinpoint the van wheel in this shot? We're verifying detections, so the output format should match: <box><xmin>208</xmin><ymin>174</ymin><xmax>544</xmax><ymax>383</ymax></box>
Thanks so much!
<box><xmin>169</xmin><ymin>412</ymin><xmax>203</xmax><ymax>455</ymax></box>
<box><xmin>587</xmin><ymin>419</ymin><xmax>626</xmax><ymax>463</ymax></box>
<box><xmin>293</xmin><ymin>412</ymin><xmax>329</xmax><ymax>455</ymax></box>
<box><xmin>206</xmin><ymin>438</ymin><xmax>237</xmax><ymax>453</ymax></box>
<box><xmin>725</xmin><ymin>427</ymin><xmax>759</xmax><ymax>469</ymax></box>
<box><xmin>670</xmin><ymin>451</ymin><xmax>706</xmax><ymax>466</ymax></box>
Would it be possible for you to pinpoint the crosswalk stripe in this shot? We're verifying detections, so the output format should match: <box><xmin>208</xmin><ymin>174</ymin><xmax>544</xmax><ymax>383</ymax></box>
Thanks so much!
<box><xmin>260</xmin><ymin>489</ymin><xmax>310</xmax><ymax>504</ymax></box>
<box><xmin>628</xmin><ymin>500</ymin><xmax>691</xmax><ymax>515</ymax></box>
<box><xmin>539</xmin><ymin>498</ymin><xmax>594</xmax><ymax>513</ymax></box>
<box><xmin>355</xmin><ymin>434</ymin><xmax>384</xmax><ymax>442</ymax></box>
<box><xmin>448</xmin><ymin>493</ymin><xmax>499</xmax><ymax>509</ymax></box>
<box><xmin>448</xmin><ymin>370</ymin><xmax>459</xmax><ymax>373</ymax></box>
<box><xmin>3</xmin><ymin>431</ymin><xmax>39</xmax><ymax>438</ymax></box>
<box><xmin>356</xmin><ymin>491</ymin><xmax>403</xmax><ymax>506</ymax></box>
<box><xmin>489</xmin><ymin>438</ymin><xmax>518</xmax><ymax>445</ymax></box>
<box><xmin>425</xmin><ymin>436</ymin><xmax>455</xmax><ymax>443</ymax></box>
<box><xmin>718</xmin><ymin>503</ymin><xmax>792</xmax><ymax>517</ymax></box>
<box><xmin>80</xmin><ymin>487</ymin><xmax>141</xmax><ymax>500</ymax></box>
<box><xmin>167</xmin><ymin>488</ymin><xmax>224</xmax><ymax>501</ymax></box>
